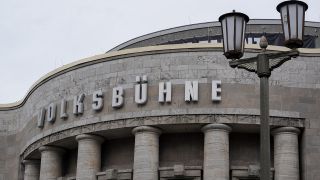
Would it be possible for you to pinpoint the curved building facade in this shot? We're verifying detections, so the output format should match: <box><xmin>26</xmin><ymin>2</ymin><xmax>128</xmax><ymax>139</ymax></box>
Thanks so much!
<box><xmin>0</xmin><ymin>19</ymin><xmax>320</xmax><ymax>180</ymax></box>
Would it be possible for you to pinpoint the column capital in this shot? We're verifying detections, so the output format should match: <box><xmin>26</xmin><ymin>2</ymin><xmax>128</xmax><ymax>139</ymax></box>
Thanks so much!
<box><xmin>76</xmin><ymin>134</ymin><xmax>105</xmax><ymax>143</ymax></box>
<box><xmin>38</xmin><ymin>145</ymin><xmax>66</xmax><ymax>154</ymax></box>
<box><xmin>201</xmin><ymin>123</ymin><xmax>232</xmax><ymax>133</ymax></box>
<box><xmin>132</xmin><ymin>126</ymin><xmax>162</xmax><ymax>135</ymax></box>
<box><xmin>271</xmin><ymin>127</ymin><xmax>300</xmax><ymax>136</ymax></box>
<box><xmin>22</xmin><ymin>159</ymin><xmax>40</xmax><ymax>165</ymax></box>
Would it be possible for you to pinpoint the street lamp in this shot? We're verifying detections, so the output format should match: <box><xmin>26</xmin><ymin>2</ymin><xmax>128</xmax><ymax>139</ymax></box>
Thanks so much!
<box><xmin>277</xmin><ymin>0</ymin><xmax>309</xmax><ymax>49</ymax></box>
<box><xmin>219</xmin><ymin>1</ymin><xmax>308</xmax><ymax>180</ymax></box>
<box><xmin>219</xmin><ymin>10</ymin><xmax>249</xmax><ymax>59</ymax></box>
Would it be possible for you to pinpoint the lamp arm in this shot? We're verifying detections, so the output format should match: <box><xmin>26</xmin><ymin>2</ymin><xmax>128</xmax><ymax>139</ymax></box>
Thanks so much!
<box><xmin>229</xmin><ymin>56</ymin><xmax>258</xmax><ymax>68</ymax></box>
<box><xmin>236</xmin><ymin>64</ymin><xmax>258</xmax><ymax>73</ymax></box>
<box><xmin>269</xmin><ymin>56</ymin><xmax>292</xmax><ymax>71</ymax></box>
<box><xmin>266</xmin><ymin>49</ymin><xmax>299</xmax><ymax>60</ymax></box>
<box><xmin>267</xmin><ymin>50</ymin><xmax>299</xmax><ymax>71</ymax></box>
<box><xmin>228</xmin><ymin>49</ymin><xmax>300</xmax><ymax>74</ymax></box>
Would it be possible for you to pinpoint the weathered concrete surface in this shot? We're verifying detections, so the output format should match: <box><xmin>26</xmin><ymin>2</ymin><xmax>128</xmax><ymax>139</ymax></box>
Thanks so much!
<box><xmin>132</xmin><ymin>126</ymin><xmax>161</xmax><ymax>180</ymax></box>
<box><xmin>202</xmin><ymin>124</ymin><xmax>231</xmax><ymax>180</ymax></box>
<box><xmin>272</xmin><ymin>127</ymin><xmax>300</xmax><ymax>180</ymax></box>
<box><xmin>38</xmin><ymin>146</ymin><xmax>65</xmax><ymax>180</ymax></box>
<box><xmin>23</xmin><ymin>160</ymin><xmax>40</xmax><ymax>180</ymax></box>
<box><xmin>102</xmin><ymin>138</ymin><xmax>134</xmax><ymax>170</ymax></box>
<box><xmin>76</xmin><ymin>134</ymin><xmax>104</xmax><ymax>180</ymax></box>
<box><xmin>159</xmin><ymin>133</ymin><xmax>204</xmax><ymax>167</ymax></box>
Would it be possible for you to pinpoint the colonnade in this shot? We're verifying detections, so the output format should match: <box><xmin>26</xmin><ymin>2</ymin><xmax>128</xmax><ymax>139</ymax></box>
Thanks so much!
<box><xmin>23</xmin><ymin>124</ymin><xmax>301</xmax><ymax>180</ymax></box>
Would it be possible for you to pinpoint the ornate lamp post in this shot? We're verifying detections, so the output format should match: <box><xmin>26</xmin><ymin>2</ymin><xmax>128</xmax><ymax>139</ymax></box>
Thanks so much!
<box><xmin>218</xmin><ymin>1</ymin><xmax>308</xmax><ymax>180</ymax></box>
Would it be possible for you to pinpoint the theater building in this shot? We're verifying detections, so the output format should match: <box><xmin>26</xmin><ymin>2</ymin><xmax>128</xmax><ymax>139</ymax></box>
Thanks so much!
<box><xmin>1</xmin><ymin>19</ymin><xmax>320</xmax><ymax>180</ymax></box>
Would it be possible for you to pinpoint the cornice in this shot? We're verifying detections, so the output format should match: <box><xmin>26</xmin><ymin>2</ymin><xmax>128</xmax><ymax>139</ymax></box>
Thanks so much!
<box><xmin>0</xmin><ymin>43</ymin><xmax>319</xmax><ymax>110</ymax></box>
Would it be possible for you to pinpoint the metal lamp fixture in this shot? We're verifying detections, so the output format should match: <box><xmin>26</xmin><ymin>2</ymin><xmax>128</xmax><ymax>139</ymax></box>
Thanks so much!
<box><xmin>277</xmin><ymin>0</ymin><xmax>308</xmax><ymax>48</ymax></box>
<box><xmin>219</xmin><ymin>10</ymin><xmax>249</xmax><ymax>59</ymax></box>
<box><xmin>218</xmin><ymin>1</ymin><xmax>308</xmax><ymax>180</ymax></box>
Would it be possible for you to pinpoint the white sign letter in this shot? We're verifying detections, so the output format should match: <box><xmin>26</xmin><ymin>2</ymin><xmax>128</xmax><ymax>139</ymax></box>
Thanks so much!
<box><xmin>73</xmin><ymin>93</ymin><xmax>85</xmax><ymax>115</ymax></box>
<box><xmin>212</xmin><ymin>80</ymin><xmax>222</xmax><ymax>101</ymax></box>
<box><xmin>185</xmin><ymin>81</ymin><xmax>199</xmax><ymax>102</ymax></box>
<box><xmin>92</xmin><ymin>90</ymin><xmax>104</xmax><ymax>111</ymax></box>
<box><xmin>37</xmin><ymin>108</ymin><xmax>45</xmax><ymax>128</ymax></box>
<box><xmin>47</xmin><ymin>103</ymin><xmax>56</xmax><ymax>123</ymax></box>
<box><xmin>112</xmin><ymin>87</ymin><xmax>124</xmax><ymax>108</ymax></box>
<box><xmin>159</xmin><ymin>82</ymin><xmax>171</xmax><ymax>103</ymax></box>
<box><xmin>60</xmin><ymin>99</ymin><xmax>68</xmax><ymax>119</ymax></box>
<box><xmin>135</xmin><ymin>75</ymin><xmax>148</xmax><ymax>104</ymax></box>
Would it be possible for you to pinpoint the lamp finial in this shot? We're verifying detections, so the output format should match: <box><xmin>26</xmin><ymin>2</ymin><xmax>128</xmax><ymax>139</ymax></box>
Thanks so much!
<box><xmin>260</xmin><ymin>35</ymin><xmax>268</xmax><ymax>51</ymax></box>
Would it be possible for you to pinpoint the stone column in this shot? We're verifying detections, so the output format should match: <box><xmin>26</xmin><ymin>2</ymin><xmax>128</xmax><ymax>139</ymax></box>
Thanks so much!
<box><xmin>272</xmin><ymin>127</ymin><xmax>300</xmax><ymax>180</ymax></box>
<box><xmin>38</xmin><ymin>146</ymin><xmax>65</xmax><ymax>180</ymax></box>
<box><xmin>76</xmin><ymin>134</ymin><xmax>104</xmax><ymax>180</ymax></box>
<box><xmin>23</xmin><ymin>160</ymin><xmax>40</xmax><ymax>180</ymax></box>
<box><xmin>201</xmin><ymin>124</ymin><xmax>232</xmax><ymax>180</ymax></box>
<box><xmin>132</xmin><ymin>126</ymin><xmax>162</xmax><ymax>180</ymax></box>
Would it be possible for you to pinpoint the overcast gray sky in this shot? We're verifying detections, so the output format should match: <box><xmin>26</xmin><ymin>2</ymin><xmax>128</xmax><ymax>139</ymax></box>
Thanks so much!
<box><xmin>0</xmin><ymin>0</ymin><xmax>319</xmax><ymax>103</ymax></box>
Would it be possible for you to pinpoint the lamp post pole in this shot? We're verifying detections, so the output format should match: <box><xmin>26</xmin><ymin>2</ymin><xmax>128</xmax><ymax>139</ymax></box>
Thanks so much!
<box><xmin>218</xmin><ymin>1</ymin><xmax>308</xmax><ymax>179</ymax></box>
<box><xmin>259</xmin><ymin>73</ymin><xmax>270</xmax><ymax>180</ymax></box>
<box><xmin>257</xmin><ymin>48</ymin><xmax>271</xmax><ymax>180</ymax></box>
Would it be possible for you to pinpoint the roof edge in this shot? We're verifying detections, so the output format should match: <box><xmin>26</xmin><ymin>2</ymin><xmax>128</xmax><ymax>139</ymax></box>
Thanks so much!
<box><xmin>108</xmin><ymin>19</ymin><xmax>320</xmax><ymax>52</ymax></box>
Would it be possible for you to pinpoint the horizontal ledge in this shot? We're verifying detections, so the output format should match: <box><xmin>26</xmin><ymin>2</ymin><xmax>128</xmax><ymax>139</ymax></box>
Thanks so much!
<box><xmin>159</xmin><ymin>166</ymin><xmax>203</xmax><ymax>170</ymax></box>
<box><xmin>20</xmin><ymin>113</ymin><xmax>305</xmax><ymax>159</ymax></box>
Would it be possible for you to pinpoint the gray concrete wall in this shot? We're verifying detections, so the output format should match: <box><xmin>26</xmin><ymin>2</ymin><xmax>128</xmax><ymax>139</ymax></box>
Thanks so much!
<box><xmin>102</xmin><ymin>138</ymin><xmax>134</xmax><ymax>170</ymax></box>
<box><xmin>63</xmin><ymin>149</ymin><xmax>77</xmax><ymax>178</ymax></box>
<box><xmin>0</xmin><ymin>135</ymin><xmax>6</xmax><ymax>180</ymax></box>
<box><xmin>230</xmin><ymin>133</ymin><xmax>274</xmax><ymax>167</ymax></box>
<box><xmin>0</xmin><ymin>46</ymin><xmax>319</xmax><ymax>179</ymax></box>
<box><xmin>159</xmin><ymin>133</ymin><xmax>203</xmax><ymax>167</ymax></box>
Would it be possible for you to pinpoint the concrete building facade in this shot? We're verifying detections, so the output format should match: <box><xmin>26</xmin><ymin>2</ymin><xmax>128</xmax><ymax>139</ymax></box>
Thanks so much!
<box><xmin>0</xmin><ymin>19</ymin><xmax>320</xmax><ymax>180</ymax></box>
